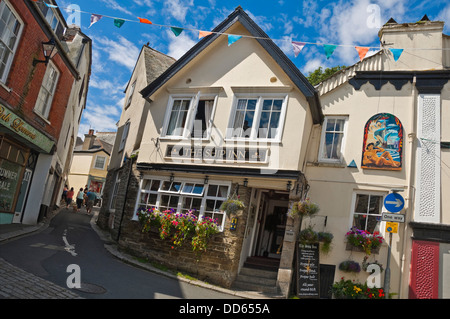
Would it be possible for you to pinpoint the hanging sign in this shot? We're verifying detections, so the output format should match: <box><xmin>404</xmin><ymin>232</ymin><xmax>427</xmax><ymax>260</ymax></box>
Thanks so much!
<box><xmin>296</xmin><ymin>242</ymin><xmax>320</xmax><ymax>298</ymax></box>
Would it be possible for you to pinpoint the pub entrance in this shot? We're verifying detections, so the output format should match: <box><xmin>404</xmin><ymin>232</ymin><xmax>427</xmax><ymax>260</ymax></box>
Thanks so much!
<box><xmin>244</xmin><ymin>189</ymin><xmax>289</xmax><ymax>265</ymax></box>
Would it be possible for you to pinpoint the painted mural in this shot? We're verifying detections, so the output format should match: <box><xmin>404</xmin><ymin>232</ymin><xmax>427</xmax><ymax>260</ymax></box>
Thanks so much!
<box><xmin>361</xmin><ymin>113</ymin><xmax>403</xmax><ymax>170</ymax></box>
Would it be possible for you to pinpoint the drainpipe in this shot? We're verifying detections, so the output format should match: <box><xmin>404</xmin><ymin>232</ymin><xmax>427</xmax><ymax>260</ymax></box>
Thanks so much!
<box><xmin>398</xmin><ymin>75</ymin><xmax>417</xmax><ymax>298</ymax></box>
<box><xmin>116</xmin><ymin>156</ymin><xmax>135</xmax><ymax>242</ymax></box>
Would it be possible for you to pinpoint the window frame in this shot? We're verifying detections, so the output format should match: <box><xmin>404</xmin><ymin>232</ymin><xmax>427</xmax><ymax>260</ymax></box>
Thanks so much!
<box><xmin>161</xmin><ymin>93</ymin><xmax>218</xmax><ymax>140</ymax></box>
<box><xmin>93</xmin><ymin>155</ymin><xmax>106</xmax><ymax>170</ymax></box>
<box><xmin>109</xmin><ymin>174</ymin><xmax>121</xmax><ymax>211</ymax></box>
<box><xmin>349</xmin><ymin>191</ymin><xmax>387</xmax><ymax>235</ymax></box>
<box><xmin>134</xmin><ymin>176</ymin><xmax>231</xmax><ymax>231</ymax></box>
<box><xmin>125</xmin><ymin>80</ymin><xmax>136</xmax><ymax>109</ymax></box>
<box><xmin>34</xmin><ymin>61</ymin><xmax>60</xmax><ymax>120</ymax></box>
<box><xmin>226</xmin><ymin>93</ymin><xmax>288</xmax><ymax>142</ymax></box>
<box><xmin>318</xmin><ymin>115</ymin><xmax>348</xmax><ymax>163</ymax></box>
<box><xmin>0</xmin><ymin>0</ymin><xmax>24</xmax><ymax>84</ymax></box>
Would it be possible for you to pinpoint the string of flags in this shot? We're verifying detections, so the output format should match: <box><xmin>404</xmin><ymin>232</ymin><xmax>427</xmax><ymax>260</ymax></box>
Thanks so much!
<box><xmin>33</xmin><ymin>0</ymin><xmax>428</xmax><ymax>63</ymax></box>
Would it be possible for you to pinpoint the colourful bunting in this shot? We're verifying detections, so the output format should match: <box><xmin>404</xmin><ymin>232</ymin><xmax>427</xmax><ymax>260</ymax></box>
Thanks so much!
<box><xmin>114</xmin><ymin>19</ymin><xmax>125</xmax><ymax>28</ymax></box>
<box><xmin>89</xmin><ymin>14</ymin><xmax>103</xmax><ymax>28</ymax></box>
<box><xmin>323</xmin><ymin>44</ymin><xmax>337</xmax><ymax>59</ymax></box>
<box><xmin>228</xmin><ymin>34</ymin><xmax>242</xmax><ymax>46</ymax></box>
<box><xmin>355</xmin><ymin>46</ymin><xmax>370</xmax><ymax>61</ymax></box>
<box><xmin>170</xmin><ymin>27</ymin><xmax>184</xmax><ymax>37</ymax></box>
<box><xmin>199</xmin><ymin>31</ymin><xmax>212</xmax><ymax>39</ymax></box>
<box><xmin>138</xmin><ymin>17</ymin><xmax>152</xmax><ymax>25</ymax></box>
<box><xmin>292</xmin><ymin>41</ymin><xmax>306</xmax><ymax>57</ymax></box>
<box><xmin>389</xmin><ymin>48</ymin><xmax>403</xmax><ymax>61</ymax></box>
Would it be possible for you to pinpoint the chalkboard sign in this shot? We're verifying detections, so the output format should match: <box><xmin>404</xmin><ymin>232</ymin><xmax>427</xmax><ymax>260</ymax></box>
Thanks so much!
<box><xmin>296</xmin><ymin>242</ymin><xmax>320</xmax><ymax>298</ymax></box>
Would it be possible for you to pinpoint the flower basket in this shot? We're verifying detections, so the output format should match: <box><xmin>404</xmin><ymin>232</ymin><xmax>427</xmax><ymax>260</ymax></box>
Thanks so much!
<box><xmin>338</xmin><ymin>260</ymin><xmax>361</xmax><ymax>273</ymax></box>
<box><xmin>298</xmin><ymin>227</ymin><xmax>318</xmax><ymax>244</ymax></box>
<box><xmin>220</xmin><ymin>194</ymin><xmax>245</xmax><ymax>215</ymax></box>
<box><xmin>345</xmin><ymin>227</ymin><xmax>383</xmax><ymax>255</ymax></box>
<box><xmin>331</xmin><ymin>277</ymin><xmax>386</xmax><ymax>299</ymax></box>
<box><xmin>288</xmin><ymin>198</ymin><xmax>319</xmax><ymax>218</ymax></box>
<box><xmin>318</xmin><ymin>231</ymin><xmax>334</xmax><ymax>254</ymax></box>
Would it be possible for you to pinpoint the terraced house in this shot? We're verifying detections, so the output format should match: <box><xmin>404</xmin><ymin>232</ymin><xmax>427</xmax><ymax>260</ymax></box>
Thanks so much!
<box><xmin>97</xmin><ymin>7</ymin><xmax>449</xmax><ymax>298</ymax></box>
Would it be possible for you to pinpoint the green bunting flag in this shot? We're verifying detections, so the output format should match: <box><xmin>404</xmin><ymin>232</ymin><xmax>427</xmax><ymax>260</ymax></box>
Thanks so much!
<box><xmin>323</xmin><ymin>44</ymin><xmax>337</xmax><ymax>59</ymax></box>
<box><xmin>170</xmin><ymin>27</ymin><xmax>184</xmax><ymax>37</ymax></box>
<box><xmin>114</xmin><ymin>19</ymin><xmax>125</xmax><ymax>28</ymax></box>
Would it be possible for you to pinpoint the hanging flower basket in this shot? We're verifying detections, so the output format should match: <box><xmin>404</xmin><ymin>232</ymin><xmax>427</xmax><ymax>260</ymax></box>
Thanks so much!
<box><xmin>318</xmin><ymin>231</ymin><xmax>334</xmax><ymax>254</ymax></box>
<box><xmin>288</xmin><ymin>198</ymin><xmax>319</xmax><ymax>218</ymax></box>
<box><xmin>338</xmin><ymin>260</ymin><xmax>361</xmax><ymax>273</ymax></box>
<box><xmin>345</xmin><ymin>227</ymin><xmax>383</xmax><ymax>255</ymax></box>
<box><xmin>220</xmin><ymin>194</ymin><xmax>245</xmax><ymax>215</ymax></box>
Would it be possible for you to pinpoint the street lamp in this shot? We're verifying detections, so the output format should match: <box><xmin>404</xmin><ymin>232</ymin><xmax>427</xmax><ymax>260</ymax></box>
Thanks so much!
<box><xmin>33</xmin><ymin>39</ymin><xmax>58</xmax><ymax>66</ymax></box>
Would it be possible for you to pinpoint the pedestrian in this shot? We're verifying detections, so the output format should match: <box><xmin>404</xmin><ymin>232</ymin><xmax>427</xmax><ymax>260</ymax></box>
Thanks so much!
<box><xmin>66</xmin><ymin>187</ymin><xmax>74</xmax><ymax>208</ymax></box>
<box><xmin>61</xmin><ymin>185</ymin><xmax>68</xmax><ymax>204</ymax></box>
<box><xmin>85</xmin><ymin>188</ymin><xmax>96</xmax><ymax>215</ymax></box>
<box><xmin>76</xmin><ymin>188</ymin><xmax>85</xmax><ymax>212</ymax></box>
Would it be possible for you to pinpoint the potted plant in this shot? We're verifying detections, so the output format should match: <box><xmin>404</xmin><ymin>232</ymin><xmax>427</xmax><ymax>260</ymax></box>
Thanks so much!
<box><xmin>288</xmin><ymin>198</ymin><xmax>319</xmax><ymax>218</ymax></box>
<box><xmin>220</xmin><ymin>194</ymin><xmax>245</xmax><ymax>214</ymax></box>
<box><xmin>331</xmin><ymin>277</ymin><xmax>386</xmax><ymax>299</ymax></box>
<box><xmin>298</xmin><ymin>226</ymin><xmax>318</xmax><ymax>244</ymax></box>
<box><xmin>338</xmin><ymin>260</ymin><xmax>361</xmax><ymax>273</ymax></box>
<box><xmin>318</xmin><ymin>231</ymin><xmax>334</xmax><ymax>254</ymax></box>
<box><xmin>345</xmin><ymin>226</ymin><xmax>383</xmax><ymax>255</ymax></box>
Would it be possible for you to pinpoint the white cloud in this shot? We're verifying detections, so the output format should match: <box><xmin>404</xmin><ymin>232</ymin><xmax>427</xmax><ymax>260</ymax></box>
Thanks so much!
<box><xmin>79</xmin><ymin>103</ymin><xmax>121</xmax><ymax>137</ymax></box>
<box><xmin>437</xmin><ymin>5</ymin><xmax>450</xmax><ymax>32</ymax></box>
<box><xmin>166</xmin><ymin>30</ymin><xmax>196</xmax><ymax>59</ymax></box>
<box><xmin>302</xmin><ymin>58</ymin><xmax>325</xmax><ymax>75</ymax></box>
<box><xmin>93</xmin><ymin>35</ymin><xmax>140</xmax><ymax>71</ymax></box>
<box><xmin>164</xmin><ymin>0</ymin><xmax>194</xmax><ymax>23</ymax></box>
<box><xmin>99</xmin><ymin>0</ymin><xmax>133</xmax><ymax>16</ymax></box>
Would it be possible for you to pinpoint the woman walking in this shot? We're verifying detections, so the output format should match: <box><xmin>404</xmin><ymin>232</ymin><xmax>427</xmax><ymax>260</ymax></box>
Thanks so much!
<box><xmin>76</xmin><ymin>188</ymin><xmax>85</xmax><ymax>212</ymax></box>
<box><xmin>66</xmin><ymin>187</ymin><xmax>74</xmax><ymax>208</ymax></box>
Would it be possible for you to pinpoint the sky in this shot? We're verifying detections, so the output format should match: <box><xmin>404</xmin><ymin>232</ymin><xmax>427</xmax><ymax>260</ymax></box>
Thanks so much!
<box><xmin>57</xmin><ymin>0</ymin><xmax>450</xmax><ymax>139</ymax></box>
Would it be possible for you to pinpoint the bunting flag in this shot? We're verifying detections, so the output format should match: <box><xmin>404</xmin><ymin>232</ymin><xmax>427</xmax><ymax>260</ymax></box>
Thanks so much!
<box><xmin>355</xmin><ymin>46</ymin><xmax>370</xmax><ymax>61</ymax></box>
<box><xmin>323</xmin><ymin>44</ymin><xmax>337</xmax><ymax>59</ymax></box>
<box><xmin>292</xmin><ymin>41</ymin><xmax>306</xmax><ymax>57</ymax></box>
<box><xmin>228</xmin><ymin>34</ymin><xmax>242</xmax><ymax>46</ymax></box>
<box><xmin>114</xmin><ymin>19</ymin><xmax>125</xmax><ymax>28</ymax></box>
<box><xmin>89</xmin><ymin>14</ymin><xmax>103</xmax><ymax>28</ymax></box>
<box><xmin>138</xmin><ymin>17</ymin><xmax>152</xmax><ymax>24</ymax></box>
<box><xmin>170</xmin><ymin>27</ymin><xmax>184</xmax><ymax>37</ymax></box>
<box><xmin>44</xmin><ymin>2</ymin><xmax>58</xmax><ymax>8</ymax></box>
<box><xmin>199</xmin><ymin>31</ymin><xmax>212</xmax><ymax>39</ymax></box>
<box><xmin>389</xmin><ymin>48</ymin><xmax>403</xmax><ymax>61</ymax></box>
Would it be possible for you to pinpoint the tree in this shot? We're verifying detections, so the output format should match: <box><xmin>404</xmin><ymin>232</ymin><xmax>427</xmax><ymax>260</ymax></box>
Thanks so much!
<box><xmin>307</xmin><ymin>65</ymin><xmax>346</xmax><ymax>86</ymax></box>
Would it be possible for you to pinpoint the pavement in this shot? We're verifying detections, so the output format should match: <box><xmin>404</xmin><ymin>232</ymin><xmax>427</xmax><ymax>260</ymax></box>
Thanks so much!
<box><xmin>0</xmin><ymin>206</ymin><xmax>279</xmax><ymax>300</ymax></box>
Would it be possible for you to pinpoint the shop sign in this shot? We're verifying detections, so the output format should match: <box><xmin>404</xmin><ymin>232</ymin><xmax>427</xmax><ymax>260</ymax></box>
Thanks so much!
<box><xmin>0</xmin><ymin>160</ymin><xmax>22</xmax><ymax>213</ymax></box>
<box><xmin>166</xmin><ymin>145</ymin><xmax>268</xmax><ymax>163</ymax></box>
<box><xmin>0</xmin><ymin>103</ymin><xmax>54</xmax><ymax>153</ymax></box>
<box><xmin>296</xmin><ymin>242</ymin><xmax>320</xmax><ymax>298</ymax></box>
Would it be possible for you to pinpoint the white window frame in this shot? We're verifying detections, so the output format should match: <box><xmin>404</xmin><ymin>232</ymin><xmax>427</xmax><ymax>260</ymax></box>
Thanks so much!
<box><xmin>349</xmin><ymin>191</ymin><xmax>387</xmax><ymax>235</ymax></box>
<box><xmin>93</xmin><ymin>155</ymin><xmax>106</xmax><ymax>170</ymax></box>
<box><xmin>161</xmin><ymin>93</ymin><xmax>218</xmax><ymax>140</ymax></box>
<box><xmin>226</xmin><ymin>93</ymin><xmax>288</xmax><ymax>142</ymax></box>
<box><xmin>318</xmin><ymin>115</ymin><xmax>348</xmax><ymax>163</ymax></box>
<box><xmin>0</xmin><ymin>1</ymin><xmax>24</xmax><ymax>84</ymax></box>
<box><xmin>134</xmin><ymin>176</ymin><xmax>231</xmax><ymax>231</ymax></box>
<box><xmin>34</xmin><ymin>61</ymin><xmax>60</xmax><ymax>119</ymax></box>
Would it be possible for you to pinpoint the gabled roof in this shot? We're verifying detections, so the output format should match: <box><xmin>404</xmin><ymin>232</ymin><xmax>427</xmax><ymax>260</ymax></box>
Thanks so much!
<box><xmin>140</xmin><ymin>6</ymin><xmax>323</xmax><ymax>124</ymax></box>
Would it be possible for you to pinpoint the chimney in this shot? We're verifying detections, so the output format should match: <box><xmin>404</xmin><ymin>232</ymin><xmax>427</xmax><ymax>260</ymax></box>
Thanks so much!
<box><xmin>82</xmin><ymin>129</ymin><xmax>96</xmax><ymax>150</ymax></box>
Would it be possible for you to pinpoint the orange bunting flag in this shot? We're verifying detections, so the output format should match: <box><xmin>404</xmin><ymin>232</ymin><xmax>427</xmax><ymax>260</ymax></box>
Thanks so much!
<box><xmin>355</xmin><ymin>46</ymin><xmax>370</xmax><ymax>61</ymax></box>
<box><xmin>199</xmin><ymin>31</ymin><xmax>212</xmax><ymax>39</ymax></box>
<box><xmin>138</xmin><ymin>17</ymin><xmax>152</xmax><ymax>24</ymax></box>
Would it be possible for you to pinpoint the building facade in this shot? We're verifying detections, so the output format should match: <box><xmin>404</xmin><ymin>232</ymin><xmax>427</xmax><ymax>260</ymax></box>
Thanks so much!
<box><xmin>0</xmin><ymin>0</ymin><xmax>91</xmax><ymax>225</ymax></box>
<box><xmin>97</xmin><ymin>9</ymin><xmax>449</xmax><ymax>298</ymax></box>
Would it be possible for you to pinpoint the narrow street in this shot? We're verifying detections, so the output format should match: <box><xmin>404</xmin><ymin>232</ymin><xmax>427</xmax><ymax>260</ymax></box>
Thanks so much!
<box><xmin>0</xmin><ymin>208</ymin><xmax>241</xmax><ymax>299</ymax></box>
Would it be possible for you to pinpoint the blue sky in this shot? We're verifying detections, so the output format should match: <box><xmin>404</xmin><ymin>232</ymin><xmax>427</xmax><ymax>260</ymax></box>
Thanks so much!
<box><xmin>58</xmin><ymin>0</ymin><xmax>450</xmax><ymax>138</ymax></box>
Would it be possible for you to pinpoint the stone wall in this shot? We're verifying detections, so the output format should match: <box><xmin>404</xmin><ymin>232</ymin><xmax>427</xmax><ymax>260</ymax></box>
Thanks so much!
<box><xmin>96</xmin><ymin>160</ymin><xmax>253</xmax><ymax>288</ymax></box>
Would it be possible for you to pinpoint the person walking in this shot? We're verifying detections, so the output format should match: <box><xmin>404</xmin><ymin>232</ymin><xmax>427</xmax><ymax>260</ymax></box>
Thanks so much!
<box><xmin>76</xmin><ymin>188</ymin><xmax>85</xmax><ymax>212</ymax></box>
<box><xmin>66</xmin><ymin>187</ymin><xmax>74</xmax><ymax>209</ymax></box>
<box><xmin>85</xmin><ymin>188</ymin><xmax>97</xmax><ymax>215</ymax></box>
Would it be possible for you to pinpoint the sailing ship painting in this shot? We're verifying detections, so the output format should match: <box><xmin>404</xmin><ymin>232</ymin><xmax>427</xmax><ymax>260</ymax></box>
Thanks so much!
<box><xmin>361</xmin><ymin>113</ymin><xmax>403</xmax><ymax>171</ymax></box>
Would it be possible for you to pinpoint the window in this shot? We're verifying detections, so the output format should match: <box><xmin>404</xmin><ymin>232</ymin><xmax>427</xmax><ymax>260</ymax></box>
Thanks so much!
<box><xmin>0</xmin><ymin>1</ymin><xmax>23</xmax><ymax>83</ymax></box>
<box><xmin>109</xmin><ymin>175</ymin><xmax>120</xmax><ymax>210</ymax></box>
<box><xmin>319</xmin><ymin>116</ymin><xmax>347</xmax><ymax>162</ymax></box>
<box><xmin>136</xmin><ymin>177</ymin><xmax>230</xmax><ymax>231</ymax></box>
<box><xmin>125</xmin><ymin>80</ymin><xmax>136</xmax><ymax>108</ymax></box>
<box><xmin>34</xmin><ymin>62</ymin><xmax>59</xmax><ymax>119</ymax></box>
<box><xmin>351</xmin><ymin>192</ymin><xmax>384</xmax><ymax>233</ymax></box>
<box><xmin>227</xmin><ymin>95</ymin><xmax>287</xmax><ymax>141</ymax></box>
<box><xmin>118</xmin><ymin>121</ymin><xmax>130</xmax><ymax>152</ymax></box>
<box><xmin>162</xmin><ymin>94</ymin><xmax>216</xmax><ymax>139</ymax></box>
<box><xmin>94</xmin><ymin>155</ymin><xmax>106</xmax><ymax>170</ymax></box>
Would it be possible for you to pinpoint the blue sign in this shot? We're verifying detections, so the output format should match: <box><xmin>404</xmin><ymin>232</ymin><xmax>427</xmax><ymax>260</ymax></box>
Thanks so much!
<box><xmin>384</xmin><ymin>193</ymin><xmax>405</xmax><ymax>213</ymax></box>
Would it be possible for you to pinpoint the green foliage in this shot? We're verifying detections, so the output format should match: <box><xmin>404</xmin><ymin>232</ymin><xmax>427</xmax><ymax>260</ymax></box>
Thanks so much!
<box><xmin>331</xmin><ymin>277</ymin><xmax>386</xmax><ymax>299</ymax></box>
<box><xmin>306</xmin><ymin>65</ymin><xmax>347</xmax><ymax>86</ymax></box>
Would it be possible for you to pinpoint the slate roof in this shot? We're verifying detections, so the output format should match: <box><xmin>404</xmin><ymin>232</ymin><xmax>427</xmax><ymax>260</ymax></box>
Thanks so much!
<box><xmin>139</xmin><ymin>6</ymin><xmax>323</xmax><ymax>124</ymax></box>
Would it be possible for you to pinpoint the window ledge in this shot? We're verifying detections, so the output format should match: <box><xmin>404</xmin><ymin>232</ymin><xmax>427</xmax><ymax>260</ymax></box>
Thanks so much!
<box><xmin>306</xmin><ymin>161</ymin><xmax>346</xmax><ymax>168</ymax></box>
